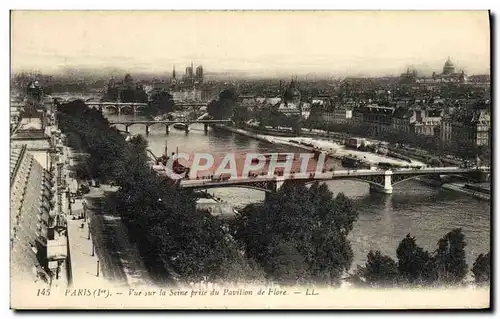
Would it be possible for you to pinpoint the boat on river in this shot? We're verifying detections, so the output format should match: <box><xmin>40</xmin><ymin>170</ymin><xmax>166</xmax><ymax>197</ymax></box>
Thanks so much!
<box><xmin>341</xmin><ymin>155</ymin><xmax>371</xmax><ymax>169</ymax></box>
<box><xmin>173</xmin><ymin>123</ymin><xmax>190</xmax><ymax>131</ymax></box>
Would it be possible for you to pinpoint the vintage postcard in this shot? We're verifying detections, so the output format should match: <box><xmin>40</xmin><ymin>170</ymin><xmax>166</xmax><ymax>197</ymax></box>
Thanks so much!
<box><xmin>9</xmin><ymin>10</ymin><xmax>491</xmax><ymax>310</ymax></box>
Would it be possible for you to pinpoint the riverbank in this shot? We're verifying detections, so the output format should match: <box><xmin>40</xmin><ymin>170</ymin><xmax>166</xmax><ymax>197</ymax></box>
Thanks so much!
<box><xmin>414</xmin><ymin>176</ymin><xmax>490</xmax><ymax>201</ymax></box>
<box><xmin>441</xmin><ymin>183</ymin><xmax>490</xmax><ymax>201</ymax></box>
<box><xmin>214</xmin><ymin>124</ymin><xmax>427</xmax><ymax>168</ymax></box>
<box><xmin>214</xmin><ymin>124</ymin><xmax>492</xmax><ymax>201</ymax></box>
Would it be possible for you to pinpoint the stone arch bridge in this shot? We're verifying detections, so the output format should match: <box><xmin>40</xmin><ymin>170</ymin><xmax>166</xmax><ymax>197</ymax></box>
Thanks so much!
<box><xmin>49</xmin><ymin>94</ymin><xmax>147</xmax><ymax>114</ymax></box>
<box><xmin>86</xmin><ymin>102</ymin><xmax>148</xmax><ymax>114</ymax></box>
<box><xmin>110</xmin><ymin>119</ymin><xmax>232</xmax><ymax>135</ymax></box>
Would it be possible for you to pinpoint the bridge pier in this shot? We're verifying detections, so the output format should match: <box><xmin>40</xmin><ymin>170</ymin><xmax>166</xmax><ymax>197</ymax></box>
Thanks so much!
<box><xmin>204</xmin><ymin>124</ymin><xmax>209</xmax><ymax>135</ymax></box>
<box><xmin>145</xmin><ymin>125</ymin><xmax>150</xmax><ymax>136</ymax></box>
<box><xmin>264</xmin><ymin>181</ymin><xmax>278</xmax><ymax>201</ymax></box>
<box><xmin>369</xmin><ymin>171</ymin><xmax>393</xmax><ymax>194</ymax></box>
<box><xmin>165</xmin><ymin>125</ymin><xmax>169</xmax><ymax>135</ymax></box>
<box><xmin>125</xmin><ymin>124</ymin><xmax>131</xmax><ymax>133</ymax></box>
<box><xmin>185</xmin><ymin>124</ymin><xmax>190</xmax><ymax>134</ymax></box>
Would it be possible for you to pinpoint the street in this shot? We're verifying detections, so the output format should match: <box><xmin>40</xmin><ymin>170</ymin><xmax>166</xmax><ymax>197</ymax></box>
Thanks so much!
<box><xmin>83</xmin><ymin>185</ymin><xmax>155</xmax><ymax>288</ymax></box>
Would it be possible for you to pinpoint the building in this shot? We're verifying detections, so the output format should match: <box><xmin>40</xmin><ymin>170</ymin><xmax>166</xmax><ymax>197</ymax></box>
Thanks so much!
<box><xmin>412</xmin><ymin>108</ymin><xmax>442</xmax><ymax>136</ymax></box>
<box><xmin>11</xmin><ymin>81</ymin><xmax>71</xmax><ymax>295</ymax></box>
<box><xmin>414</xmin><ymin>116</ymin><xmax>441</xmax><ymax>136</ymax></box>
<box><xmin>171</xmin><ymin>89</ymin><xmax>202</xmax><ymax>102</ymax></box>
<box><xmin>195</xmin><ymin>65</ymin><xmax>204</xmax><ymax>82</ymax></box>
<box><xmin>11</xmin><ymin>133</ymin><xmax>69</xmax><ymax>292</ymax></box>
<box><xmin>185</xmin><ymin>64</ymin><xmax>194</xmax><ymax>79</ymax></box>
<box><xmin>10</xmin><ymin>98</ymin><xmax>24</xmax><ymax>131</ymax></box>
<box><xmin>355</xmin><ymin>104</ymin><xmax>395</xmax><ymax>134</ymax></box>
<box><xmin>320</xmin><ymin>108</ymin><xmax>353</xmax><ymax>125</ymax></box>
<box><xmin>449</xmin><ymin>107</ymin><xmax>491</xmax><ymax>147</ymax></box>
<box><xmin>11</xmin><ymin>112</ymin><xmax>52</xmax><ymax>169</ymax></box>
<box><xmin>392</xmin><ymin>108</ymin><xmax>414</xmax><ymax>134</ymax></box>
<box><xmin>182</xmin><ymin>63</ymin><xmax>204</xmax><ymax>85</ymax></box>
<box><xmin>416</xmin><ymin>57</ymin><xmax>468</xmax><ymax>84</ymax></box>
<box><xmin>400</xmin><ymin>68</ymin><xmax>418</xmax><ymax>84</ymax></box>
<box><xmin>438</xmin><ymin>112</ymin><xmax>453</xmax><ymax>143</ymax></box>
<box><xmin>11</xmin><ymin>146</ymin><xmax>53</xmax><ymax>289</ymax></box>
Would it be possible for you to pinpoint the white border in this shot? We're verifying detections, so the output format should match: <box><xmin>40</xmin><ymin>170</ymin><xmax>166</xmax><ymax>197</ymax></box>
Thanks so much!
<box><xmin>2</xmin><ymin>1</ymin><xmax>498</xmax><ymax>318</ymax></box>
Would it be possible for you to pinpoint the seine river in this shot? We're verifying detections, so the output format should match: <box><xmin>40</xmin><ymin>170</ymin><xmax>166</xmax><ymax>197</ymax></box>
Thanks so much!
<box><xmin>109</xmin><ymin>114</ymin><xmax>491</xmax><ymax>268</ymax></box>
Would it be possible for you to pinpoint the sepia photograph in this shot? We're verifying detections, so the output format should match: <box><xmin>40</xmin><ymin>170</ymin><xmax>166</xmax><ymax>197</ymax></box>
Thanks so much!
<box><xmin>9</xmin><ymin>9</ymin><xmax>492</xmax><ymax>310</ymax></box>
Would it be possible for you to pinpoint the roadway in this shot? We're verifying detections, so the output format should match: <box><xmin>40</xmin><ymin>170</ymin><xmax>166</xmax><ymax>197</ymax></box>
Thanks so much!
<box><xmin>179</xmin><ymin>166</ymin><xmax>490</xmax><ymax>188</ymax></box>
<box><xmin>85</xmin><ymin>185</ymin><xmax>156</xmax><ymax>288</ymax></box>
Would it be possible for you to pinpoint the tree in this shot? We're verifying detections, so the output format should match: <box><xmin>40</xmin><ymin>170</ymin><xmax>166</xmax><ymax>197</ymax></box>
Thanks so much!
<box><xmin>396</xmin><ymin>234</ymin><xmax>437</xmax><ymax>285</ymax></box>
<box><xmin>120</xmin><ymin>87</ymin><xmax>136</xmax><ymax>103</ymax></box>
<box><xmin>207</xmin><ymin>88</ymin><xmax>238</xmax><ymax>120</ymax></box>
<box><xmin>73</xmin><ymin>161</ymin><xmax>92</xmax><ymax>181</ymax></box>
<box><xmin>149</xmin><ymin>90</ymin><xmax>175</xmax><ymax>115</ymax></box>
<box><xmin>266</xmin><ymin>240</ymin><xmax>308</xmax><ymax>285</ymax></box>
<box><xmin>364</xmin><ymin>251</ymin><xmax>399</xmax><ymax>287</ymax></box>
<box><xmin>472</xmin><ymin>252</ymin><xmax>490</xmax><ymax>284</ymax></box>
<box><xmin>434</xmin><ymin>228</ymin><xmax>468</xmax><ymax>284</ymax></box>
<box><xmin>232</xmin><ymin>181</ymin><xmax>358</xmax><ymax>285</ymax></box>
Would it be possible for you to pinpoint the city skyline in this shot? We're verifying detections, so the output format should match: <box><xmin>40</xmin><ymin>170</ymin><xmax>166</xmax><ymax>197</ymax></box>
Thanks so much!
<box><xmin>11</xmin><ymin>11</ymin><xmax>491</xmax><ymax>77</ymax></box>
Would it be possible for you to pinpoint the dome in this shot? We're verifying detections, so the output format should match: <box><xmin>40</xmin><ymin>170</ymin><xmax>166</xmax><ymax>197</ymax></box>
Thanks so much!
<box><xmin>444</xmin><ymin>57</ymin><xmax>454</xmax><ymax>67</ymax></box>
<box><xmin>442</xmin><ymin>57</ymin><xmax>456</xmax><ymax>75</ymax></box>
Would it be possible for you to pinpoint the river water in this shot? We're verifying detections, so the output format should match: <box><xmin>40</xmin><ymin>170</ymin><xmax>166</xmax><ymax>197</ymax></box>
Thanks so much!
<box><xmin>109</xmin><ymin>114</ymin><xmax>491</xmax><ymax>268</ymax></box>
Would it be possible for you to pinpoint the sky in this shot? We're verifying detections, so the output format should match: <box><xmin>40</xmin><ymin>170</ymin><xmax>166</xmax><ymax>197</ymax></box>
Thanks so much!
<box><xmin>11</xmin><ymin>11</ymin><xmax>491</xmax><ymax>77</ymax></box>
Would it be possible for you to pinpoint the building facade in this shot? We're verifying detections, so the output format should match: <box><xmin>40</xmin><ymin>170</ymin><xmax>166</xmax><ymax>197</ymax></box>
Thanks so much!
<box><xmin>449</xmin><ymin>109</ymin><xmax>491</xmax><ymax>147</ymax></box>
<box><xmin>320</xmin><ymin>108</ymin><xmax>353</xmax><ymax>125</ymax></box>
<box><xmin>355</xmin><ymin>104</ymin><xmax>395</xmax><ymax>134</ymax></box>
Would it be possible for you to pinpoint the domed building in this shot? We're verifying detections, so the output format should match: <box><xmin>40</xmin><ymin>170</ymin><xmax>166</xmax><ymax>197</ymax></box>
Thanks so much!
<box><xmin>416</xmin><ymin>57</ymin><xmax>467</xmax><ymax>84</ymax></box>
<box><xmin>442</xmin><ymin>57</ymin><xmax>456</xmax><ymax>75</ymax></box>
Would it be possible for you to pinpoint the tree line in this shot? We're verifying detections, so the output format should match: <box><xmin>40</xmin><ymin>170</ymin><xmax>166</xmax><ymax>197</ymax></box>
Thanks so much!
<box><xmin>57</xmin><ymin>100</ymin><xmax>253</xmax><ymax>284</ymax></box>
<box><xmin>352</xmin><ymin>229</ymin><xmax>490</xmax><ymax>287</ymax></box>
<box><xmin>103</xmin><ymin>74</ymin><xmax>176</xmax><ymax>116</ymax></box>
<box><xmin>303</xmin><ymin>118</ymin><xmax>490</xmax><ymax>162</ymax></box>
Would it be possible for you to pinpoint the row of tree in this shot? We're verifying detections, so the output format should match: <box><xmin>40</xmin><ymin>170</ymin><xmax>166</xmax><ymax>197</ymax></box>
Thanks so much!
<box><xmin>354</xmin><ymin>230</ymin><xmax>490</xmax><ymax>287</ymax></box>
<box><xmin>57</xmin><ymin>100</ymin><xmax>257</xmax><ymax>284</ymax></box>
<box><xmin>255</xmin><ymin>107</ymin><xmax>301</xmax><ymax>130</ymax></box>
<box><xmin>303</xmin><ymin>118</ymin><xmax>489</xmax><ymax>162</ymax></box>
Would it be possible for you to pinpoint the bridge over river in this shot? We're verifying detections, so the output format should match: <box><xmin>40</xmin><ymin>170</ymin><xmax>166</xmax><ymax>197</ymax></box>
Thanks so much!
<box><xmin>110</xmin><ymin>119</ymin><xmax>232</xmax><ymax>135</ymax></box>
<box><xmin>179</xmin><ymin>166</ymin><xmax>490</xmax><ymax>195</ymax></box>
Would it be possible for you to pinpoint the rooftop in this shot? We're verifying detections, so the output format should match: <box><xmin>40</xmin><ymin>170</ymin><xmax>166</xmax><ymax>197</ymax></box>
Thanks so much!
<box><xmin>10</xmin><ymin>145</ymin><xmax>53</xmax><ymax>287</ymax></box>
